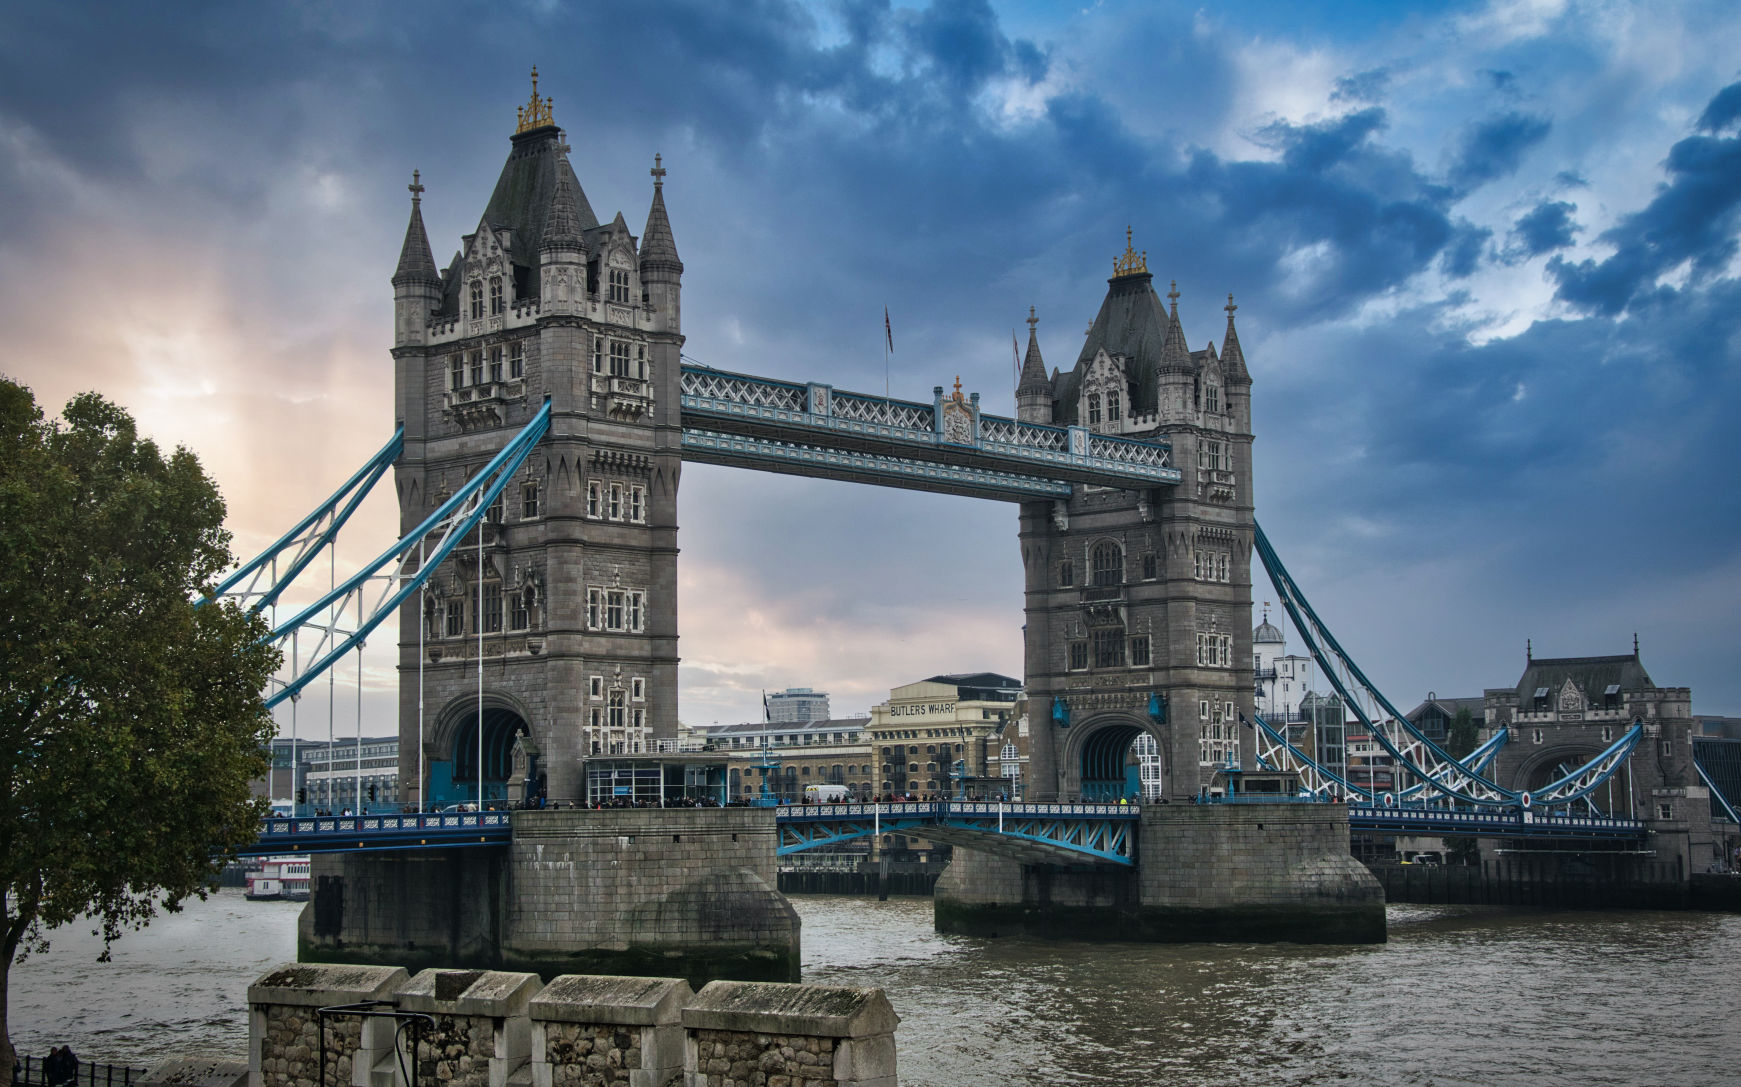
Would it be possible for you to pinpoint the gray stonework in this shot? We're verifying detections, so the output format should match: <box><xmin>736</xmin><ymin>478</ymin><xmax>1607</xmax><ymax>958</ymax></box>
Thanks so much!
<box><xmin>247</xmin><ymin>963</ymin><xmax>408</xmax><ymax>1087</ymax></box>
<box><xmin>393</xmin><ymin>109</ymin><xmax>684</xmax><ymax>807</ymax></box>
<box><xmin>934</xmin><ymin>802</ymin><xmax>1384</xmax><ymax>944</ymax></box>
<box><xmin>1017</xmin><ymin>270</ymin><xmax>1256</xmax><ymax>802</ymax></box>
<box><xmin>299</xmin><ymin>809</ymin><xmax>799</xmax><ymax>986</ymax></box>
<box><xmin>249</xmin><ymin>967</ymin><xmax>896</xmax><ymax>1087</ymax></box>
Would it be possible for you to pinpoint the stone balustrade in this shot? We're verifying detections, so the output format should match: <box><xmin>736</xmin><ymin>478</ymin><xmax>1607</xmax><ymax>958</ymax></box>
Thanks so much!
<box><xmin>248</xmin><ymin>964</ymin><xmax>897</xmax><ymax>1087</ymax></box>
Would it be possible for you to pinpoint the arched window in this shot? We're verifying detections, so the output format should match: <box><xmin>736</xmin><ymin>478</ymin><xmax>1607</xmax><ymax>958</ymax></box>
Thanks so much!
<box><xmin>1091</xmin><ymin>542</ymin><xmax>1123</xmax><ymax>587</ymax></box>
<box><xmin>1107</xmin><ymin>390</ymin><xmax>1121</xmax><ymax>422</ymax></box>
<box><xmin>1203</xmin><ymin>382</ymin><xmax>1220</xmax><ymax>413</ymax></box>
<box><xmin>489</xmin><ymin>276</ymin><xmax>504</xmax><ymax>316</ymax></box>
<box><xmin>469</xmin><ymin>281</ymin><xmax>484</xmax><ymax>321</ymax></box>
<box><xmin>1087</xmin><ymin>394</ymin><xmax>1101</xmax><ymax>425</ymax></box>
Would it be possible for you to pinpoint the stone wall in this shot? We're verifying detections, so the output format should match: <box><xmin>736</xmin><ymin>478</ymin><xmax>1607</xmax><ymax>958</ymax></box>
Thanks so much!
<box><xmin>249</xmin><ymin>966</ymin><xmax>896</xmax><ymax>1087</ymax></box>
<box><xmin>299</xmin><ymin>809</ymin><xmax>800</xmax><ymax>986</ymax></box>
<box><xmin>935</xmin><ymin>801</ymin><xmax>1385</xmax><ymax>944</ymax></box>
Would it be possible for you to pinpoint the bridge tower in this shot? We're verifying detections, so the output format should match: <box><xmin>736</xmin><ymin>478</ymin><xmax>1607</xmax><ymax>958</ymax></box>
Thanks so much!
<box><xmin>1016</xmin><ymin>237</ymin><xmax>1255</xmax><ymax>801</ymax></box>
<box><xmin>390</xmin><ymin>74</ymin><xmax>683</xmax><ymax>805</ymax></box>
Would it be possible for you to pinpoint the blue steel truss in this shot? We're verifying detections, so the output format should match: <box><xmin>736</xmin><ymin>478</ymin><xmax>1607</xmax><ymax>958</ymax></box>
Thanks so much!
<box><xmin>775</xmin><ymin>801</ymin><xmax>1140</xmax><ymax>865</ymax></box>
<box><xmin>205</xmin><ymin>402</ymin><xmax>552</xmax><ymax>709</ymax></box>
<box><xmin>1252</xmin><ymin>520</ymin><xmax>1642</xmax><ymax>811</ymax></box>
<box><xmin>198</xmin><ymin>427</ymin><xmax>403</xmax><ymax>612</ymax></box>
<box><xmin>679</xmin><ymin>365</ymin><xmax>1181</xmax><ymax>498</ymax></box>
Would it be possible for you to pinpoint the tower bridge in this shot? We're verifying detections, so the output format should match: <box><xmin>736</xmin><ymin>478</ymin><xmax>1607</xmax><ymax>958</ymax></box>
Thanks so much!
<box><xmin>216</xmin><ymin>77</ymin><xmax>1733</xmax><ymax>981</ymax></box>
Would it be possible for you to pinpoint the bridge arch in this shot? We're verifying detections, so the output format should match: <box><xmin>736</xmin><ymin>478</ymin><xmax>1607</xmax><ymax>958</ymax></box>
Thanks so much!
<box><xmin>1060</xmin><ymin>712</ymin><xmax>1165</xmax><ymax>802</ymax></box>
<box><xmin>427</xmin><ymin>691</ymin><xmax>536</xmax><ymax>806</ymax></box>
<box><xmin>1510</xmin><ymin>742</ymin><xmax>1632</xmax><ymax>813</ymax></box>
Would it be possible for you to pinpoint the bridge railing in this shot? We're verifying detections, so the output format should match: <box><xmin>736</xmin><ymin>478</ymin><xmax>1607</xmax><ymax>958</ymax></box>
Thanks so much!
<box><xmin>773</xmin><ymin>800</ymin><xmax>1141</xmax><ymax>820</ymax></box>
<box><xmin>258</xmin><ymin>810</ymin><xmax>512</xmax><ymax>839</ymax></box>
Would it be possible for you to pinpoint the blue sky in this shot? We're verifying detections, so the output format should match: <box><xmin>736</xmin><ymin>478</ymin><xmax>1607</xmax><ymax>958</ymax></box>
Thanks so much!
<box><xmin>3</xmin><ymin>0</ymin><xmax>1739</xmax><ymax>731</ymax></box>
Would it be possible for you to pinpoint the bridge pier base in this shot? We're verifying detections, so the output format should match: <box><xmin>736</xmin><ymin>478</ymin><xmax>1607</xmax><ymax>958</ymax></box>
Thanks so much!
<box><xmin>299</xmin><ymin>809</ymin><xmax>800</xmax><ymax>987</ymax></box>
<box><xmin>934</xmin><ymin>803</ymin><xmax>1385</xmax><ymax>944</ymax></box>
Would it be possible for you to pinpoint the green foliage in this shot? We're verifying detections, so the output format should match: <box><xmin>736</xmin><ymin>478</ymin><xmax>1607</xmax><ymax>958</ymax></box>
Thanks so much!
<box><xmin>0</xmin><ymin>378</ymin><xmax>279</xmax><ymax>1070</ymax></box>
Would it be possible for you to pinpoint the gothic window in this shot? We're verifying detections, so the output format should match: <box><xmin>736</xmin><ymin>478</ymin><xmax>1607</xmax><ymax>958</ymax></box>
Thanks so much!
<box><xmin>586</xmin><ymin>481</ymin><xmax>601</xmax><ymax>518</ymax></box>
<box><xmin>1141</xmin><ymin>552</ymin><xmax>1157</xmax><ymax>580</ymax></box>
<box><xmin>1068</xmin><ymin>642</ymin><xmax>1088</xmax><ymax>671</ymax></box>
<box><xmin>606</xmin><ymin>590</ymin><xmax>625</xmax><ymax>629</ymax></box>
<box><xmin>629</xmin><ymin>484</ymin><xmax>646</xmax><ymax>523</ymax></box>
<box><xmin>1195</xmin><ymin>633</ymin><xmax>1233</xmax><ymax>667</ymax></box>
<box><xmin>469</xmin><ymin>281</ymin><xmax>483</xmax><ymax>321</ymax></box>
<box><xmin>1093</xmin><ymin>627</ymin><xmax>1125</xmax><ymax>668</ymax></box>
<box><xmin>589</xmin><ymin>676</ymin><xmax>603</xmax><ymax>699</ymax></box>
<box><xmin>486</xmin><ymin>493</ymin><xmax>504</xmax><ymax>524</ymax></box>
<box><xmin>469</xmin><ymin>352</ymin><xmax>485</xmax><ymax>386</ymax></box>
<box><xmin>510</xmin><ymin>588</ymin><xmax>531</xmax><ymax>631</ymax></box>
<box><xmin>521</xmin><ymin>481</ymin><xmax>540</xmax><ymax>519</ymax></box>
<box><xmin>478</xmin><ymin>583</ymin><xmax>503</xmax><ymax>633</ymax></box>
<box><xmin>1091</xmin><ymin>542</ymin><xmax>1123</xmax><ymax>587</ymax></box>
<box><xmin>1059</xmin><ymin>560</ymin><xmax>1074</xmax><ymax>587</ymax></box>
<box><xmin>609</xmin><ymin>689</ymin><xmax>626</xmax><ymax>730</ymax></box>
<box><xmin>1203</xmin><ymin>382</ymin><xmax>1220</xmax><ymax>413</ymax></box>
<box><xmin>632</xmin><ymin>677</ymin><xmax>645</xmax><ymax>701</ymax></box>
<box><xmin>1130</xmin><ymin>635</ymin><xmax>1151</xmax><ymax>667</ymax></box>
<box><xmin>1107</xmin><ymin>390</ymin><xmax>1121</xmax><ymax>422</ymax></box>
<box><xmin>586</xmin><ymin>588</ymin><xmax>601</xmax><ymax>629</ymax></box>
<box><xmin>1193</xmin><ymin>549</ymin><xmax>1231</xmax><ymax>582</ymax></box>
<box><xmin>609</xmin><ymin>267</ymin><xmax>631</xmax><ymax>304</ymax></box>
<box><xmin>489</xmin><ymin>276</ymin><xmax>504</xmax><ymax>316</ymax></box>
<box><xmin>509</xmin><ymin>341</ymin><xmax>524</xmax><ymax>379</ymax></box>
<box><xmin>636</xmin><ymin>343</ymin><xmax>647</xmax><ymax>380</ymax></box>
<box><xmin>608</xmin><ymin>483</ymin><xmax>623</xmax><ymax>520</ymax></box>
<box><xmin>445</xmin><ymin>599</ymin><xmax>464</xmax><ymax>637</ymax></box>
<box><xmin>450</xmin><ymin>356</ymin><xmax>465</xmax><ymax>390</ymax></box>
<box><xmin>1199</xmin><ymin>439</ymin><xmax>1226</xmax><ymax>472</ymax></box>
<box><xmin>609</xmin><ymin>340</ymin><xmax>631</xmax><ymax>377</ymax></box>
<box><xmin>1087</xmin><ymin>394</ymin><xmax>1101</xmax><ymax>426</ymax></box>
<box><xmin>592</xmin><ymin>338</ymin><xmax>604</xmax><ymax>373</ymax></box>
<box><xmin>489</xmin><ymin>347</ymin><xmax>504</xmax><ymax>383</ymax></box>
<box><xmin>627</xmin><ymin>591</ymin><xmax>644</xmax><ymax>632</ymax></box>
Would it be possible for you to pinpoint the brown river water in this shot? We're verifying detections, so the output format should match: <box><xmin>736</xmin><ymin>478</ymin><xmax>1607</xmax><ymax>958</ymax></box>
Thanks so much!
<box><xmin>11</xmin><ymin>890</ymin><xmax>1739</xmax><ymax>1086</ymax></box>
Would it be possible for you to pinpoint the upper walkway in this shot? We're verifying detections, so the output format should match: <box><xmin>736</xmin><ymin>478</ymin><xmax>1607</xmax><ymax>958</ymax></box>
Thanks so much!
<box><xmin>678</xmin><ymin>365</ymin><xmax>1182</xmax><ymax>501</ymax></box>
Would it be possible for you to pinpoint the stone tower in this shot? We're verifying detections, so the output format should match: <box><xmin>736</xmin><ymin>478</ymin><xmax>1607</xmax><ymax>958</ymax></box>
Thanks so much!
<box><xmin>1017</xmin><ymin>234</ymin><xmax>1255</xmax><ymax>801</ymax></box>
<box><xmin>391</xmin><ymin>72</ymin><xmax>683</xmax><ymax>805</ymax></box>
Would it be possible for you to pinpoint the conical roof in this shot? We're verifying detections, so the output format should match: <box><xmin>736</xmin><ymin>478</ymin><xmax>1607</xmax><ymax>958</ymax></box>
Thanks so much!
<box><xmin>640</xmin><ymin>155</ymin><xmax>682</xmax><ymax>272</ymax></box>
<box><xmin>1017</xmin><ymin>307</ymin><xmax>1050</xmax><ymax>394</ymax></box>
<box><xmin>1221</xmin><ymin>293</ymin><xmax>1250</xmax><ymax>385</ymax></box>
<box><xmin>1065</xmin><ymin>269</ymin><xmax>1169</xmax><ymax>415</ymax></box>
<box><xmin>392</xmin><ymin>172</ymin><xmax>440</xmax><ymax>288</ymax></box>
<box><xmin>540</xmin><ymin>150</ymin><xmax>586</xmax><ymax>252</ymax></box>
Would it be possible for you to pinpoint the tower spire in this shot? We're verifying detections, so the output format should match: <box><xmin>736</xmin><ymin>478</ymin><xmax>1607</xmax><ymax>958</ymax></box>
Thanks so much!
<box><xmin>392</xmin><ymin>169</ymin><xmax>439</xmax><ymax>288</ymax></box>
<box><xmin>640</xmin><ymin>151</ymin><xmax>682</xmax><ymax>273</ymax></box>
<box><xmin>1221</xmin><ymin>291</ymin><xmax>1250</xmax><ymax>385</ymax></box>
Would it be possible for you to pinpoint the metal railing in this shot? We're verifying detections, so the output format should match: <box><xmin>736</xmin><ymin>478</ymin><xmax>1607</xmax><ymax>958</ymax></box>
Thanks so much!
<box><xmin>12</xmin><ymin>1058</ymin><xmax>149</xmax><ymax>1087</ymax></box>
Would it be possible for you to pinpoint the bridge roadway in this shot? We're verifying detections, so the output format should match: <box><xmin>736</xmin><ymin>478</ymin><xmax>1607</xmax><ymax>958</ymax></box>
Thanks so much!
<box><xmin>237</xmin><ymin>799</ymin><xmax>1647</xmax><ymax>859</ymax></box>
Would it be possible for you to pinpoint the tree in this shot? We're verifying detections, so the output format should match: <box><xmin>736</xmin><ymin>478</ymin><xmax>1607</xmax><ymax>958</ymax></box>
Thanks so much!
<box><xmin>0</xmin><ymin>380</ymin><xmax>279</xmax><ymax>1078</ymax></box>
<box><xmin>1442</xmin><ymin>707</ymin><xmax>1482</xmax><ymax>865</ymax></box>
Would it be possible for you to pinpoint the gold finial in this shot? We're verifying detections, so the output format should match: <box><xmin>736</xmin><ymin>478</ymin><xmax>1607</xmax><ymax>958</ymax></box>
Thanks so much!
<box><xmin>952</xmin><ymin>375</ymin><xmax>965</xmax><ymax>402</ymax></box>
<box><xmin>651</xmin><ymin>152</ymin><xmax>666</xmax><ymax>189</ymax></box>
<box><xmin>1113</xmin><ymin>225</ymin><xmax>1149</xmax><ymax>277</ymax></box>
<box><xmin>408</xmin><ymin>169</ymin><xmax>424</xmax><ymax>206</ymax></box>
<box><xmin>1026</xmin><ymin>305</ymin><xmax>1038</xmax><ymax>333</ymax></box>
<box><xmin>515</xmin><ymin>65</ymin><xmax>556</xmax><ymax>134</ymax></box>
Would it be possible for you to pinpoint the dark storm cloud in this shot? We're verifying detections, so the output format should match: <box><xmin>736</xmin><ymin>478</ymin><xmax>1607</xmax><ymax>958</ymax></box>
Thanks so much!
<box><xmin>1550</xmin><ymin>81</ymin><xmax>1741</xmax><ymax>316</ymax></box>
<box><xmin>1446</xmin><ymin>111</ymin><xmax>1552</xmax><ymax>193</ymax></box>
<box><xmin>1331</xmin><ymin>68</ymin><xmax>1390</xmax><ymax>104</ymax></box>
<box><xmin>1510</xmin><ymin>200</ymin><xmax>1578</xmax><ymax>257</ymax></box>
<box><xmin>1441</xmin><ymin>221</ymin><xmax>1492</xmax><ymax>277</ymax></box>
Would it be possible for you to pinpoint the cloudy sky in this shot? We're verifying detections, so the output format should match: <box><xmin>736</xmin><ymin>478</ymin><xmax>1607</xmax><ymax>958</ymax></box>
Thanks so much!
<box><xmin>5</xmin><ymin>0</ymin><xmax>1740</xmax><ymax>737</ymax></box>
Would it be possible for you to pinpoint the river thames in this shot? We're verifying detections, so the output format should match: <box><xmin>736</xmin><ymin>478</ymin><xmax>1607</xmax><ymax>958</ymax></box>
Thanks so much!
<box><xmin>12</xmin><ymin>891</ymin><xmax>1739</xmax><ymax>1086</ymax></box>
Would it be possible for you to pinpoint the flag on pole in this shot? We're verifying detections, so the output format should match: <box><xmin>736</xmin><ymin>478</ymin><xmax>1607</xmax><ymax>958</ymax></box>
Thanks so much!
<box><xmin>884</xmin><ymin>306</ymin><xmax>894</xmax><ymax>353</ymax></box>
<box><xmin>1012</xmin><ymin>329</ymin><xmax>1021</xmax><ymax>385</ymax></box>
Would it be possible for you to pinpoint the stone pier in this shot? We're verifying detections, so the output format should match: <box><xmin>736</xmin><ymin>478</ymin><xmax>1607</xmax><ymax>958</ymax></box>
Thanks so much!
<box><xmin>934</xmin><ymin>801</ymin><xmax>1385</xmax><ymax>943</ymax></box>
<box><xmin>299</xmin><ymin>808</ymin><xmax>800</xmax><ymax>985</ymax></box>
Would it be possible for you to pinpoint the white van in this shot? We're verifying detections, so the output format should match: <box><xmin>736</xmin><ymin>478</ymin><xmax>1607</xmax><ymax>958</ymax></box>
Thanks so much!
<box><xmin>804</xmin><ymin>784</ymin><xmax>851</xmax><ymax>803</ymax></box>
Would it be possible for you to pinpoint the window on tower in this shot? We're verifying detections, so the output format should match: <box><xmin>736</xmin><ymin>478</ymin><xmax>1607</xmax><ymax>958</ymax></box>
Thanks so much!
<box><xmin>489</xmin><ymin>276</ymin><xmax>504</xmax><ymax>316</ymax></box>
<box><xmin>509</xmin><ymin>341</ymin><xmax>524</xmax><ymax>379</ymax></box>
<box><xmin>469</xmin><ymin>352</ymin><xmax>485</xmax><ymax>386</ymax></box>
<box><xmin>636</xmin><ymin>343</ymin><xmax>647</xmax><ymax>380</ymax></box>
<box><xmin>592</xmin><ymin>338</ymin><xmax>604</xmax><ymax>373</ymax></box>
<box><xmin>1203</xmin><ymin>382</ymin><xmax>1220</xmax><ymax>413</ymax></box>
<box><xmin>610</xmin><ymin>340</ymin><xmax>631</xmax><ymax>377</ymax></box>
<box><xmin>609</xmin><ymin>267</ymin><xmax>631</xmax><ymax>304</ymax></box>
<box><xmin>450</xmin><ymin>356</ymin><xmax>465</xmax><ymax>390</ymax></box>
<box><xmin>1068</xmin><ymin>642</ymin><xmax>1088</xmax><ymax>671</ymax></box>
<box><xmin>469</xmin><ymin>281</ymin><xmax>484</xmax><ymax>321</ymax></box>
<box><xmin>511</xmin><ymin>588</ymin><xmax>531</xmax><ymax>631</ymax></box>
<box><xmin>521</xmin><ymin>480</ymin><xmax>540</xmax><ymax>519</ymax></box>
<box><xmin>1141</xmin><ymin>552</ymin><xmax>1158</xmax><ymax>580</ymax></box>
<box><xmin>1107</xmin><ymin>390</ymin><xmax>1121</xmax><ymax>422</ymax></box>
<box><xmin>1130</xmin><ymin>635</ymin><xmax>1151</xmax><ymax>667</ymax></box>
<box><xmin>1059</xmin><ymin>561</ymin><xmax>1074</xmax><ymax>587</ymax></box>
<box><xmin>1092</xmin><ymin>627</ymin><xmax>1125</xmax><ymax>668</ymax></box>
<box><xmin>489</xmin><ymin>346</ymin><xmax>504</xmax><ymax>383</ymax></box>
<box><xmin>479</xmin><ymin>583</ymin><xmax>503</xmax><ymax>633</ymax></box>
<box><xmin>1087</xmin><ymin>394</ymin><xmax>1101</xmax><ymax>426</ymax></box>
<box><xmin>1091</xmin><ymin>542</ymin><xmax>1123</xmax><ymax>587</ymax></box>
<box><xmin>445</xmin><ymin>599</ymin><xmax>464</xmax><ymax>637</ymax></box>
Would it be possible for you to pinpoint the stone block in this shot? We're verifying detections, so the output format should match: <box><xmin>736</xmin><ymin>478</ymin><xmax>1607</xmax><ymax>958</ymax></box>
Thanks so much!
<box><xmin>681</xmin><ymin>981</ymin><xmax>897</xmax><ymax>1039</ymax></box>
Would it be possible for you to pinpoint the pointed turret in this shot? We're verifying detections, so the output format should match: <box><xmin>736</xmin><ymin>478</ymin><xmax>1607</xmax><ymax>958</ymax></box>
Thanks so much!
<box><xmin>1016</xmin><ymin>306</ymin><xmax>1052</xmax><ymax>423</ymax></box>
<box><xmin>393</xmin><ymin>170</ymin><xmax>440</xmax><ymax>288</ymax></box>
<box><xmin>639</xmin><ymin>155</ymin><xmax>683</xmax><ymax>331</ymax></box>
<box><xmin>392</xmin><ymin>171</ymin><xmax>442</xmax><ymax>347</ymax></box>
<box><xmin>539</xmin><ymin>146</ymin><xmax>587</xmax><ymax>315</ymax></box>
<box><xmin>1158</xmin><ymin>279</ymin><xmax>1192</xmax><ymax>372</ymax></box>
<box><xmin>1221</xmin><ymin>293</ymin><xmax>1250</xmax><ymax>386</ymax></box>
